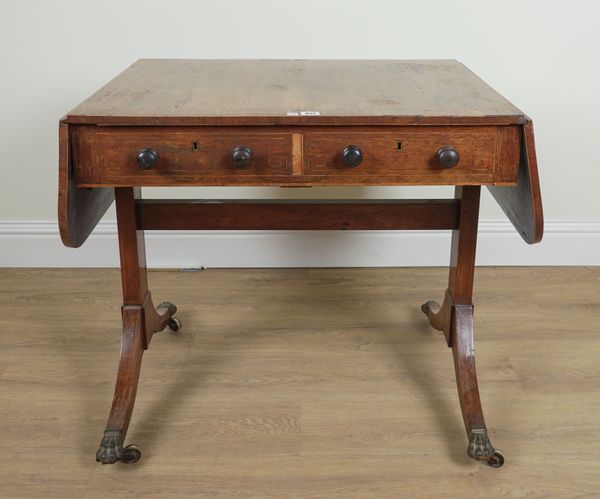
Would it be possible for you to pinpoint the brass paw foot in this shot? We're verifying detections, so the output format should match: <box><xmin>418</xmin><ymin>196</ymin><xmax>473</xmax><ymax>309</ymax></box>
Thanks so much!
<box><xmin>96</xmin><ymin>430</ymin><xmax>142</xmax><ymax>464</ymax></box>
<box><xmin>158</xmin><ymin>301</ymin><xmax>177</xmax><ymax>316</ymax></box>
<box><xmin>96</xmin><ymin>430</ymin><xmax>123</xmax><ymax>464</ymax></box>
<box><xmin>467</xmin><ymin>429</ymin><xmax>505</xmax><ymax>468</ymax></box>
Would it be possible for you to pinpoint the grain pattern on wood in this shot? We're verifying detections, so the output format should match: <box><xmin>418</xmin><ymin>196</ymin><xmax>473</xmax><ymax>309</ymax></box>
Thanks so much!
<box><xmin>302</xmin><ymin>126</ymin><xmax>512</xmax><ymax>182</ymax></box>
<box><xmin>71</xmin><ymin>125</ymin><xmax>520</xmax><ymax>187</ymax></box>
<box><xmin>97</xmin><ymin>305</ymin><xmax>145</xmax><ymax>464</ymax></box>
<box><xmin>115</xmin><ymin>187</ymin><xmax>148</xmax><ymax>305</ymax></box>
<box><xmin>291</xmin><ymin>133</ymin><xmax>303</xmax><ymax>176</ymax></box>
<box><xmin>421</xmin><ymin>187</ymin><xmax>502</xmax><ymax>465</ymax></box>
<box><xmin>451</xmin><ymin>304</ymin><xmax>486</xmax><ymax>433</ymax></box>
<box><xmin>81</xmin><ymin>126</ymin><xmax>294</xmax><ymax>183</ymax></box>
<box><xmin>65</xmin><ymin>59</ymin><xmax>526</xmax><ymax>126</ymax></box>
<box><xmin>2</xmin><ymin>267</ymin><xmax>598</xmax><ymax>497</ymax></box>
<box><xmin>106</xmin><ymin>305</ymin><xmax>144</xmax><ymax>440</ymax></box>
<box><xmin>448</xmin><ymin>186</ymin><xmax>481</xmax><ymax>305</ymax></box>
<box><xmin>421</xmin><ymin>186</ymin><xmax>480</xmax><ymax>343</ymax></box>
<box><xmin>56</xmin><ymin>59</ymin><xmax>543</xmax><ymax>469</ymax></box>
<box><xmin>97</xmin><ymin>188</ymin><xmax>180</xmax><ymax>463</ymax></box>
<box><xmin>115</xmin><ymin>187</ymin><xmax>178</xmax><ymax>344</ymax></box>
<box><xmin>57</xmin><ymin>119</ymin><xmax>114</xmax><ymax>247</ymax></box>
<box><xmin>487</xmin><ymin>120</ymin><xmax>544</xmax><ymax>243</ymax></box>
<box><xmin>136</xmin><ymin>199</ymin><xmax>459</xmax><ymax>231</ymax></box>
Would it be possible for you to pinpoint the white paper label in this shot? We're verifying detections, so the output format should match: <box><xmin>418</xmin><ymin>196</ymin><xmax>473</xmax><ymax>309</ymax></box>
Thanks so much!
<box><xmin>286</xmin><ymin>111</ymin><xmax>321</xmax><ymax>116</ymax></box>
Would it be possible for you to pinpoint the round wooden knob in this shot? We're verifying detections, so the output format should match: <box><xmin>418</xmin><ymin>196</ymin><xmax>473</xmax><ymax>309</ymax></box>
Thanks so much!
<box><xmin>436</xmin><ymin>146</ymin><xmax>459</xmax><ymax>169</ymax></box>
<box><xmin>232</xmin><ymin>146</ymin><xmax>253</xmax><ymax>168</ymax></box>
<box><xmin>342</xmin><ymin>145</ymin><xmax>363</xmax><ymax>167</ymax></box>
<box><xmin>136</xmin><ymin>148</ymin><xmax>159</xmax><ymax>169</ymax></box>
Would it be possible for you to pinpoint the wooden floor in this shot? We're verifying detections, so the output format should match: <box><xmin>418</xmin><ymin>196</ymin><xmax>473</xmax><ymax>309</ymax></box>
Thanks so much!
<box><xmin>0</xmin><ymin>267</ymin><xmax>598</xmax><ymax>498</ymax></box>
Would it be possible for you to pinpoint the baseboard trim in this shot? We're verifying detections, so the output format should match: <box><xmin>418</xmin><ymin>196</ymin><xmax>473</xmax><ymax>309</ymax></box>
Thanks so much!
<box><xmin>1</xmin><ymin>219</ymin><xmax>598</xmax><ymax>267</ymax></box>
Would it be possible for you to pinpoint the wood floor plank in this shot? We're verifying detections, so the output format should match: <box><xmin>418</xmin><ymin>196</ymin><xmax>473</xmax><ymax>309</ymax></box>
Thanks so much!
<box><xmin>0</xmin><ymin>267</ymin><xmax>598</xmax><ymax>498</ymax></box>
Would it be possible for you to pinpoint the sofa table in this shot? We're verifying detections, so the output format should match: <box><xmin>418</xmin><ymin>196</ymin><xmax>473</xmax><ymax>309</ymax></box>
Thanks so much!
<box><xmin>58</xmin><ymin>59</ymin><xmax>543</xmax><ymax>467</ymax></box>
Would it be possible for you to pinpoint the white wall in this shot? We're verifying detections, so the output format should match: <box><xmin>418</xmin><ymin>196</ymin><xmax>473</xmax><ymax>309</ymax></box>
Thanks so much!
<box><xmin>1</xmin><ymin>0</ymin><xmax>599</xmax><ymax>266</ymax></box>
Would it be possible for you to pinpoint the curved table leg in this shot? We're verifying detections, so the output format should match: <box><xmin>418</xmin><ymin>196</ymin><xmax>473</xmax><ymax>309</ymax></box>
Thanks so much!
<box><xmin>421</xmin><ymin>186</ymin><xmax>504</xmax><ymax>467</ymax></box>
<box><xmin>452</xmin><ymin>305</ymin><xmax>504</xmax><ymax>468</ymax></box>
<box><xmin>96</xmin><ymin>187</ymin><xmax>181</xmax><ymax>464</ymax></box>
<box><xmin>96</xmin><ymin>299</ymin><xmax>179</xmax><ymax>464</ymax></box>
<box><xmin>96</xmin><ymin>306</ymin><xmax>145</xmax><ymax>464</ymax></box>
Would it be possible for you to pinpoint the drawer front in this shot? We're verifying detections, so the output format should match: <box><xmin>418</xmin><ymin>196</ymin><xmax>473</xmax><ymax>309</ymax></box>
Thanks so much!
<box><xmin>72</xmin><ymin>126</ymin><xmax>519</xmax><ymax>186</ymax></box>
<box><xmin>74</xmin><ymin>127</ymin><xmax>296</xmax><ymax>185</ymax></box>
<box><xmin>303</xmin><ymin>126</ymin><xmax>516</xmax><ymax>184</ymax></box>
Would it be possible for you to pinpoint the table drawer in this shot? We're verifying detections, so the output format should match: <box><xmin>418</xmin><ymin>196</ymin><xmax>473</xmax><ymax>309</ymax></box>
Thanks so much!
<box><xmin>72</xmin><ymin>125</ymin><xmax>519</xmax><ymax>186</ymax></box>
<box><xmin>73</xmin><ymin>127</ymin><xmax>295</xmax><ymax>185</ymax></box>
<box><xmin>303</xmin><ymin>126</ymin><xmax>518</xmax><ymax>184</ymax></box>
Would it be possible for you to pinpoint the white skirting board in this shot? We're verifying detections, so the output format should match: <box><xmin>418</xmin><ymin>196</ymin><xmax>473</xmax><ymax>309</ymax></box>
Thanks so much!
<box><xmin>0</xmin><ymin>220</ymin><xmax>598</xmax><ymax>267</ymax></box>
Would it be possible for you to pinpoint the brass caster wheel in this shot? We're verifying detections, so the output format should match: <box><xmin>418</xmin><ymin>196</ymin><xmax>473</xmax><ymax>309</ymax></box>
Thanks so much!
<box><xmin>120</xmin><ymin>444</ymin><xmax>142</xmax><ymax>464</ymax></box>
<box><xmin>485</xmin><ymin>449</ymin><xmax>505</xmax><ymax>468</ymax></box>
<box><xmin>167</xmin><ymin>317</ymin><xmax>182</xmax><ymax>332</ymax></box>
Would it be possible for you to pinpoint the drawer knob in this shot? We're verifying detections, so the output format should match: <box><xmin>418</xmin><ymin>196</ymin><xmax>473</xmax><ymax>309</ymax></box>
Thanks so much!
<box><xmin>136</xmin><ymin>148</ymin><xmax>159</xmax><ymax>169</ymax></box>
<box><xmin>232</xmin><ymin>146</ymin><xmax>253</xmax><ymax>168</ymax></box>
<box><xmin>342</xmin><ymin>145</ymin><xmax>363</xmax><ymax>167</ymax></box>
<box><xmin>436</xmin><ymin>146</ymin><xmax>460</xmax><ymax>169</ymax></box>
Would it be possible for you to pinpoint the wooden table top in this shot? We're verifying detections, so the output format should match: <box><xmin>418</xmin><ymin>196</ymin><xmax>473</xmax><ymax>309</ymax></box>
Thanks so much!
<box><xmin>66</xmin><ymin>59</ymin><xmax>525</xmax><ymax>126</ymax></box>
